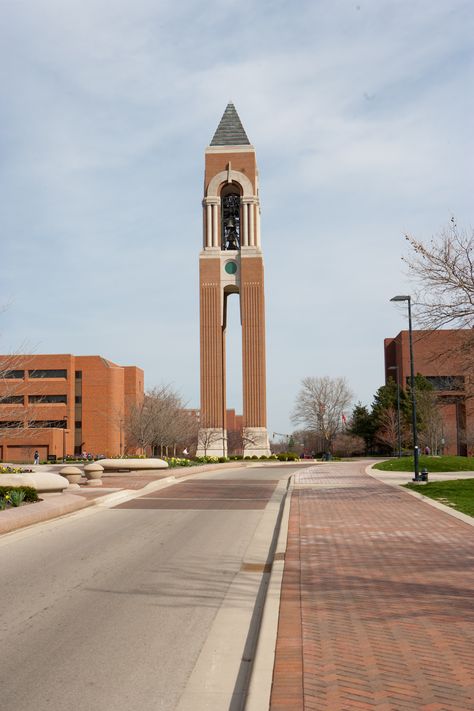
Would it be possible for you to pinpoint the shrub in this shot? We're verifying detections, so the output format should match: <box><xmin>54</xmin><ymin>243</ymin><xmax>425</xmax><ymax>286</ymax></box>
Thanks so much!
<box><xmin>0</xmin><ymin>486</ymin><xmax>39</xmax><ymax>507</ymax></box>
<box><xmin>277</xmin><ymin>452</ymin><xmax>299</xmax><ymax>462</ymax></box>
<box><xmin>194</xmin><ymin>455</ymin><xmax>220</xmax><ymax>464</ymax></box>
<box><xmin>164</xmin><ymin>457</ymin><xmax>193</xmax><ymax>468</ymax></box>
<box><xmin>8</xmin><ymin>489</ymin><xmax>26</xmax><ymax>507</ymax></box>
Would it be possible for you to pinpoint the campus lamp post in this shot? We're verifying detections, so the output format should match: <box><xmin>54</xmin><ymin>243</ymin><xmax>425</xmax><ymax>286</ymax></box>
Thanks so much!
<box><xmin>62</xmin><ymin>416</ymin><xmax>69</xmax><ymax>461</ymax></box>
<box><xmin>387</xmin><ymin>365</ymin><xmax>402</xmax><ymax>458</ymax></box>
<box><xmin>390</xmin><ymin>295</ymin><xmax>419</xmax><ymax>480</ymax></box>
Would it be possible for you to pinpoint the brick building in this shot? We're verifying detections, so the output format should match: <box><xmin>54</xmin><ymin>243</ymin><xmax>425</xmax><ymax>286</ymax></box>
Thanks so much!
<box><xmin>0</xmin><ymin>354</ymin><xmax>144</xmax><ymax>462</ymax></box>
<box><xmin>384</xmin><ymin>330</ymin><xmax>473</xmax><ymax>456</ymax></box>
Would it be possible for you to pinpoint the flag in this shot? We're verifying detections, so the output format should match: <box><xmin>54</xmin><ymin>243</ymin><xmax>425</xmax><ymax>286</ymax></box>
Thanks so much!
<box><xmin>341</xmin><ymin>413</ymin><xmax>347</xmax><ymax>425</ymax></box>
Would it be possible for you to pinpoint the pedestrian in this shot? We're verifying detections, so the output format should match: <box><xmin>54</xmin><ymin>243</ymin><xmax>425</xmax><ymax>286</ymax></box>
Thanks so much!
<box><xmin>424</xmin><ymin>445</ymin><xmax>430</xmax><ymax>455</ymax></box>
<box><xmin>34</xmin><ymin>450</ymin><xmax>40</xmax><ymax>465</ymax></box>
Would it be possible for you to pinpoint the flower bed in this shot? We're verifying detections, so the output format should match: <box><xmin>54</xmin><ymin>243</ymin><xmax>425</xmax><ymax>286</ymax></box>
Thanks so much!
<box><xmin>0</xmin><ymin>465</ymin><xmax>34</xmax><ymax>474</ymax></box>
<box><xmin>0</xmin><ymin>486</ymin><xmax>39</xmax><ymax>510</ymax></box>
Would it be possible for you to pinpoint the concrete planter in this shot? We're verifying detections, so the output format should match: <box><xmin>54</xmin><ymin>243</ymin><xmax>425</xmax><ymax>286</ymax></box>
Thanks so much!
<box><xmin>59</xmin><ymin>466</ymin><xmax>83</xmax><ymax>487</ymax></box>
<box><xmin>84</xmin><ymin>463</ymin><xmax>104</xmax><ymax>485</ymax></box>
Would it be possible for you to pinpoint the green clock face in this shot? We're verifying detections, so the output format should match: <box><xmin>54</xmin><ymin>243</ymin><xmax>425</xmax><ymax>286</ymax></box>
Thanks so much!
<box><xmin>224</xmin><ymin>261</ymin><xmax>237</xmax><ymax>275</ymax></box>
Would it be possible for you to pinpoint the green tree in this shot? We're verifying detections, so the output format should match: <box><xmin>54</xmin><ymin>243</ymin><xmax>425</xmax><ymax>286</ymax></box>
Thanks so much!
<box><xmin>348</xmin><ymin>403</ymin><xmax>377</xmax><ymax>453</ymax></box>
<box><xmin>371</xmin><ymin>379</ymin><xmax>411</xmax><ymax>454</ymax></box>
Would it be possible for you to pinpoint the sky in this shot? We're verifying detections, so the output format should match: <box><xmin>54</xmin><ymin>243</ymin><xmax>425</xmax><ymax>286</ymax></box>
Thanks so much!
<box><xmin>1</xmin><ymin>0</ymin><xmax>473</xmax><ymax>439</ymax></box>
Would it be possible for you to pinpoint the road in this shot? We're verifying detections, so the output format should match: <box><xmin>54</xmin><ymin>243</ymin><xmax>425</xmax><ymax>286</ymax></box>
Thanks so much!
<box><xmin>0</xmin><ymin>464</ymin><xmax>301</xmax><ymax>711</ymax></box>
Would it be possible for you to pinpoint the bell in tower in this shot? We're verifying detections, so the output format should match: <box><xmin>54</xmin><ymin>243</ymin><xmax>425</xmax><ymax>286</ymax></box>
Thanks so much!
<box><xmin>197</xmin><ymin>102</ymin><xmax>270</xmax><ymax>457</ymax></box>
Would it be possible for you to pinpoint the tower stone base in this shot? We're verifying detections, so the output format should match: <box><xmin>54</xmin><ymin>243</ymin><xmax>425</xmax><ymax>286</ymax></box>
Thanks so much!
<box><xmin>243</xmin><ymin>427</ymin><xmax>271</xmax><ymax>458</ymax></box>
<box><xmin>196</xmin><ymin>428</ymin><xmax>227</xmax><ymax>458</ymax></box>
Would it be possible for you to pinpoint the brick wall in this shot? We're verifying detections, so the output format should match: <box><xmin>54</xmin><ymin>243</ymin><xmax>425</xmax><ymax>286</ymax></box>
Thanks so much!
<box><xmin>0</xmin><ymin>354</ymin><xmax>144</xmax><ymax>461</ymax></box>
<box><xmin>384</xmin><ymin>330</ymin><xmax>473</xmax><ymax>455</ymax></box>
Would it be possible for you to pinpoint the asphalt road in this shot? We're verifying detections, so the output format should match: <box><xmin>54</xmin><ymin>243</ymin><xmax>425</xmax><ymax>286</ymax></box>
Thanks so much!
<box><xmin>0</xmin><ymin>464</ymin><xmax>300</xmax><ymax>711</ymax></box>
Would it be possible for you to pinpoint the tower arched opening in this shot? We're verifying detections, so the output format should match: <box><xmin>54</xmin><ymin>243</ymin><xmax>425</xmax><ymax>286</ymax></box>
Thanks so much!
<box><xmin>221</xmin><ymin>183</ymin><xmax>242</xmax><ymax>251</ymax></box>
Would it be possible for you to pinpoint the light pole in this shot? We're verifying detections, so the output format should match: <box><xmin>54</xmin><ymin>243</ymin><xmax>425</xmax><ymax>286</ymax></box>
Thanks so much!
<box><xmin>390</xmin><ymin>295</ymin><xmax>419</xmax><ymax>480</ymax></box>
<box><xmin>62</xmin><ymin>416</ymin><xmax>68</xmax><ymax>461</ymax></box>
<box><xmin>387</xmin><ymin>365</ymin><xmax>402</xmax><ymax>458</ymax></box>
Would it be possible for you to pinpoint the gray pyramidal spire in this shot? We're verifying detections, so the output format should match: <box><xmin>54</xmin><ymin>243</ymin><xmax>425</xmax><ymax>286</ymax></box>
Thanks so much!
<box><xmin>210</xmin><ymin>102</ymin><xmax>250</xmax><ymax>146</ymax></box>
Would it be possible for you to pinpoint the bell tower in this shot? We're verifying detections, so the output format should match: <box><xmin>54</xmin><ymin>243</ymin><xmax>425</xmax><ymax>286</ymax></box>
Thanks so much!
<box><xmin>197</xmin><ymin>103</ymin><xmax>270</xmax><ymax>457</ymax></box>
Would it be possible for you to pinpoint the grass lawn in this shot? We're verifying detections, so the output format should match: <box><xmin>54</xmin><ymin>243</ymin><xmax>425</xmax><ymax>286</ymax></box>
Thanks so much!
<box><xmin>404</xmin><ymin>478</ymin><xmax>474</xmax><ymax>517</ymax></box>
<box><xmin>373</xmin><ymin>455</ymin><xmax>474</xmax><ymax>472</ymax></box>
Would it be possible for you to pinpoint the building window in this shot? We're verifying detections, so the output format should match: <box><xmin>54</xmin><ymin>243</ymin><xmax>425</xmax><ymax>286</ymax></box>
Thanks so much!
<box><xmin>0</xmin><ymin>370</ymin><xmax>24</xmax><ymax>379</ymax></box>
<box><xmin>28</xmin><ymin>420</ymin><xmax>67</xmax><ymax>428</ymax></box>
<box><xmin>75</xmin><ymin>396</ymin><xmax>82</xmax><ymax>404</ymax></box>
<box><xmin>29</xmin><ymin>395</ymin><xmax>67</xmax><ymax>404</ymax></box>
<box><xmin>406</xmin><ymin>375</ymin><xmax>465</xmax><ymax>391</ymax></box>
<box><xmin>75</xmin><ymin>421</ymin><xmax>82</xmax><ymax>429</ymax></box>
<box><xmin>0</xmin><ymin>421</ymin><xmax>23</xmax><ymax>428</ymax></box>
<box><xmin>425</xmin><ymin>375</ymin><xmax>465</xmax><ymax>391</ymax></box>
<box><xmin>75</xmin><ymin>371</ymin><xmax>82</xmax><ymax>379</ymax></box>
<box><xmin>0</xmin><ymin>395</ymin><xmax>24</xmax><ymax>404</ymax></box>
<box><xmin>29</xmin><ymin>369</ymin><xmax>67</xmax><ymax>379</ymax></box>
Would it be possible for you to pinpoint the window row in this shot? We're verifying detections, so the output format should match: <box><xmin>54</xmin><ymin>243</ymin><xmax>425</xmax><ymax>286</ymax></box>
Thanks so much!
<box><xmin>0</xmin><ymin>369</ymin><xmax>83</xmax><ymax>380</ymax></box>
<box><xmin>0</xmin><ymin>395</ymin><xmax>68</xmax><ymax>405</ymax></box>
<box><xmin>404</xmin><ymin>375</ymin><xmax>465</xmax><ymax>391</ymax></box>
<box><xmin>0</xmin><ymin>420</ymin><xmax>82</xmax><ymax>429</ymax></box>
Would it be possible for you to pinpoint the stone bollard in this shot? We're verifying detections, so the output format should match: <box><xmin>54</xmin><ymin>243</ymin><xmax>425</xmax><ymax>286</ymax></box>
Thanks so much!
<box><xmin>83</xmin><ymin>462</ymin><xmax>104</xmax><ymax>486</ymax></box>
<box><xmin>59</xmin><ymin>466</ymin><xmax>83</xmax><ymax>489</ymax></box>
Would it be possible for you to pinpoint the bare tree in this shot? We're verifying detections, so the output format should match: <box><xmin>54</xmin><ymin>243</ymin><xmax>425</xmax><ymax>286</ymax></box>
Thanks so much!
<box><xmin>332</xmin><ymin>433</ymin><xmax>366</xmax><ymax>458</ymax></box>
<box><xmin>197</xmin><ymin>428</ymin><xmax>223</xmax><ymax>457</ymax></box>
<box><xmin>292</xmin><ymin>376</ymin><xmax>353</xmax><ymax>452</ymax></box>
<box><xmin>125</xmin><ymin>385</ymin><xmax>196</xmax><ymax>457</ymax></box>
<box><xmin>403</xmin><ymin>219</ymin><xmax>474</xmax><ymax>365</ymax></box>
<box><xmin>125</xmin><ymin>399</ymin><xmax>155</xmax><ymax>454</ymax></box>
<box><xmin>417</xmin><ymin>389</ymin><xmax>445</xmax><ymax>455</ymax></box>
<box><xmin>375</xmin><ymin>406</ymin><xmax>405</xmax><ymax>454</ymax></box>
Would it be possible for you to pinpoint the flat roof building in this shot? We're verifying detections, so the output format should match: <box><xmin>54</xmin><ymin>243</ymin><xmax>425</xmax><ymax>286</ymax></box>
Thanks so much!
<box><xmin>0</xmin><ymin>354</ymin><xmax>144</xmax><ymax>462</ymax></box>
<box><xmin>384</xmin><ymin>330</ymin><xmax>473</xmax><ymax>456</ymax></box>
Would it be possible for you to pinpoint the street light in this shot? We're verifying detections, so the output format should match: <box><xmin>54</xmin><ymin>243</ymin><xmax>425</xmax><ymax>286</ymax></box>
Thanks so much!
<box><xmin>387</xmin><ymin>365</ymin><xmax>402</xmax><ymax>458</ymax></box>
<box><xmin>390</xmin><ymin>295</ymin><xmax>419</xmax><ymax>480</ymax></box>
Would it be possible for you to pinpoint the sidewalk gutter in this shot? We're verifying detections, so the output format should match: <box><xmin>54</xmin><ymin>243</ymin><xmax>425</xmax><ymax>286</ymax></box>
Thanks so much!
<box><xmin>175</xmin><ymin>476</ymin><xmax>290</xmax><ymax>711</ymax></box>
<box><xmin>244</xmin><ymin>476</ymin><xmax>293</xmax><ymax>711</ymax></box>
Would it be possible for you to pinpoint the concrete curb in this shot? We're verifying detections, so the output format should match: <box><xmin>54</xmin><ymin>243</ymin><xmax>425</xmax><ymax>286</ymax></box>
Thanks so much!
<box><xmin>366</xmin><ymin>464</ymin><xmax>474</xmax><ymax>527</ymax></box>
<box><xmin>175</xmin><ymin>477</ymin><xmax>290</xmax><ymax>711</ymax></box>
<box><xmin>0</xmin><ymin>493</ymin><xmax>92</xmax><ymax>536</ymax></box>
<box><xmin>244</xmin><ymin>476</ymin><xmax>293</xmax><ymax>711</ymax></box>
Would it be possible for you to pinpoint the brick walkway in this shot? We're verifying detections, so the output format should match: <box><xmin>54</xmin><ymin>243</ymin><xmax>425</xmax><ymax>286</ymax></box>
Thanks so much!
<box><xmin>271</xmin><ymin>462</ymin><xmax>474</xmax><ymax>711</ymax></box>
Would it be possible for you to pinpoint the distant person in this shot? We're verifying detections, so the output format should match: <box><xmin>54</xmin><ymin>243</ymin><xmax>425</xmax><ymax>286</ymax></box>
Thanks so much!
<box><xmin>424</xmin><ymin>446</ymin><xmax>431</xmax><ymax>455</ymax></box>
<box><xmin>34</xmin><ymin>450</ymin><xmax>40</xmax><ymax>465</ymax></box>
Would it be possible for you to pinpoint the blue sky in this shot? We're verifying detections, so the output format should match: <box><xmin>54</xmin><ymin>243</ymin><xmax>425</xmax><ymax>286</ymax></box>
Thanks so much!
<box><xmin>1</xmin><ymin>0</ymin><xmax>473</xmax><ymax>437</ymax></box>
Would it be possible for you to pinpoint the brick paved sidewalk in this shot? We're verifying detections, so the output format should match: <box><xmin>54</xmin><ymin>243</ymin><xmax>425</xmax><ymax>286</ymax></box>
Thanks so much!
<box><xmin>270</xmin><ymin>462</ymin><xmax>474</xmax><ymax>711</ymax></box>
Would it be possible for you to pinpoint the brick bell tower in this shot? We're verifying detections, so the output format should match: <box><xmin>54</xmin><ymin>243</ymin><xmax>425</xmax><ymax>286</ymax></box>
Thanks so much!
<box><xmin>197</xmin><ymin>103</ymin><xmax>270</xmax><ymax>457</ymax></box>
